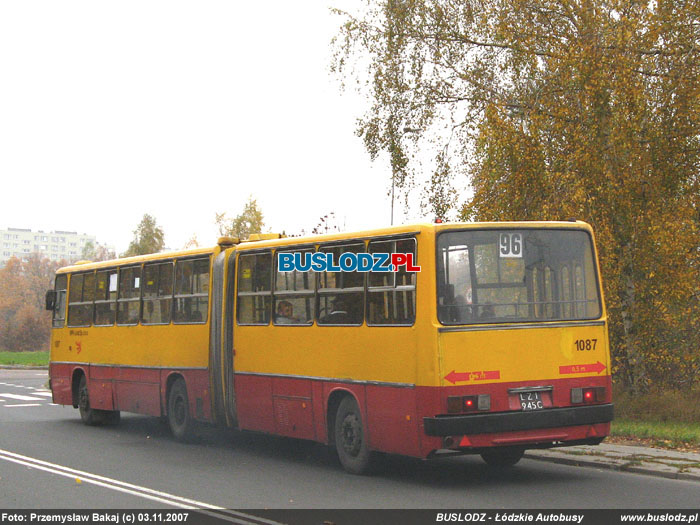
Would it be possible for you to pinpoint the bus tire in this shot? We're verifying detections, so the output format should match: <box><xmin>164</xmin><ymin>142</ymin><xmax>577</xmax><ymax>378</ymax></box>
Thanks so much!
<box><xmin>102</xmin><ymin>410</ymin><xmax>121</xmax><ymax>425</ymax></box>
<box><xmin>334</xmin><ymin>396</ymin><xmax>373</xmax><ymax>475</ymax></box>
<box><xmin>480</xmin><ymin>447</ymin><xmax>524</xmax><ymax>467</ymax></box>
<box><xmin>168</xmin><ymin>378</ymin><xmax>195</xmax><ymax>441</ymax></box>
<box><xmin>77</xmin><ymin>375</ymin><xmax>102</xmax><ymax>426</ymax></box>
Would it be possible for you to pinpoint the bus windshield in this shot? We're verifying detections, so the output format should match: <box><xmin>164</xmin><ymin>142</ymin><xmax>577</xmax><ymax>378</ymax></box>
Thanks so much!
<box><xmin>437</xmin><ymin>229</ymin><xmax>602</xmax><ymax>324</ymax></box>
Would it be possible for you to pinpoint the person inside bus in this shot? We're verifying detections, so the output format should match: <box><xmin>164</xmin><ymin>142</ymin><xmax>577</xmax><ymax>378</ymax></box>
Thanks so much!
<box><xmin>275</xmin><ymin>300</ymin><xmax>299</xmax><ymax>324</ymax></box>
<box><xmin>319</xmin><ymin>295</ymin><xmax>355</xmax><ymax>324</ymax></box>
<box><xmin>452</xmin><ymin>294</ymin><xmax>471</xmax><ymax>322</ymax></box>
<box><xmin>480</xmin><ymin>303</ymin><xmax>495</xmax><ymax>320</ymax></box>
<box><xmin>441</xmin><ymin>284</ymin><xmax>471</xmax><ymax>322</ymax></box>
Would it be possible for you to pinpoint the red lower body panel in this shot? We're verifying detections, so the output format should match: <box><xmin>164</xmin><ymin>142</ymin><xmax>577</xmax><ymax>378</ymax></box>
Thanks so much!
<box><xmin>49</xmin><ymin>363</ymin><xmax>211</xmax><ymax>421</ymax></box>
<box><xmin>49</xmin><ymin>363</ymin><xmax>74</xmax><ymax>406</ymax></box>
<box><xmin>51</xmin><ymin>362</ymin><xmax>611</xmax><ymax>459</ymax></box>
<box><xmin>234</xmin><ymin>374</ymin><xmax>612</xmax><ymax>458</ymax></box>
<box><xmin>235</xmin><ymin>374</ymin><xmax>422</xmax><ymax>456</ymax></box>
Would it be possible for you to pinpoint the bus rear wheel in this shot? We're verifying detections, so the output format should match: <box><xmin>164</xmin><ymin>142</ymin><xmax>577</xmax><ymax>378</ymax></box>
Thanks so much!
<box><xmin>334</xmin><ymin>396</ymin><xmax>373</xmax><ymax>475</ymax></box>
<box><xmin>480</xmin><ymin>447</ymin><xmax>524</xmax><ymax>467</ymax></box>
<box><xmin>102</xmin><ymin>410</ymin><xmax>121</xmax><ymax>425</ymax></box>
<box><xmin>78</xmin><ymin>375</ymin><xmax>102</xmax><ymax>426</ymax></box>
<box><xmin>168</xmin><ymin>378</ymin><xmax>195</xmax><ymax>441</ymax></box>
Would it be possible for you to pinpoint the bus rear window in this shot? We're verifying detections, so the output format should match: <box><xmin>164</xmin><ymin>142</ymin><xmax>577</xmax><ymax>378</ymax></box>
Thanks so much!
<box><xmin>437</xmin><ymin>229</ymin><xmax>601</xmax><ymax>324</ymax></box>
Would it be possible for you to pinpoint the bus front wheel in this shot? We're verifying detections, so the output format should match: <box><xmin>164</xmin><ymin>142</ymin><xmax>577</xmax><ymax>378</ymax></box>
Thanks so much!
<box><xmin>334</xmin><ymin>396</ymin><xmax>373</xmax><ymax>475</ymax></box>
<box><xmin>480</xmin><ymin>447</ymin><xmax>524</xmax><ymax>467</ymax></box>
<box><xmin>168</xmin><ymin>378</ymin><xmax>195</xmax><ymax>441</ymax></box>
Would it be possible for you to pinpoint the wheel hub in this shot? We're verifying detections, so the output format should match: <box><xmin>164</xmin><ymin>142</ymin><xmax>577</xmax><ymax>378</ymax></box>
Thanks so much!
<box><xmin>79</xmin><ymin>387</ymin><xmax>89</xmax><ymax>411</ymax></box>
<box><xmin>174</xmin><ymin>396</ymin><xmax>185</xmax><ymax>425</ymax></box>
<box><xmin>341</xmin><ymin>414</ymin><xmax>362</xmax><ymax>456</ymax></box>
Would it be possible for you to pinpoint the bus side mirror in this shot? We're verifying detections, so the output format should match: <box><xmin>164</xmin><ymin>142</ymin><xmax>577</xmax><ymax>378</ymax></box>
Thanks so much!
<box><xmin>45</xmin><ymin>290</ymin><xmax>56</xmax><ymax>311</ymax></box>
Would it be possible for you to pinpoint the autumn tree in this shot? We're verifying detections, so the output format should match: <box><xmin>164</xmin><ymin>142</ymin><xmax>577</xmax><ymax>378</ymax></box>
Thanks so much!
<box><xmin>122</xmin><ymin>214</ymin><xmax>166</xmax><ymax>257</ymax></box>
<box><xmin>0</xmin><ymin>255</ymin><xmax>60</xmax><ymax>352</ymax></box>
<box><xmin>311</xmin><ymin>212</ymin><xmax>343</xmax><ymax>235</ymax></box>
<box><xmin>215</xmin><ymin>197</ymin><xmax>265</xmax><ymax>239</ymax></box>
<box><xmin>183</xmin><ymin>234</ymin><xmax>200</xmax><ymax>249</ymax></box>
<box><xmin>81</xmin><ymin>241</ymin><xmax>116</xmax><ymax>262</ymax></box>
<box><xmin>334</xmin><ymin>0</ymin><xmax>700</xmax><ymax>392</ymax></box>
<box><xmin>0</xmin><ymin>258</ymin><xmax>24</xmax><ymax>350</ymax></box>
<box><xmin>287</xmin><ymin>211</ymin><xmax>345</xmax><ymax>237</ymax></box>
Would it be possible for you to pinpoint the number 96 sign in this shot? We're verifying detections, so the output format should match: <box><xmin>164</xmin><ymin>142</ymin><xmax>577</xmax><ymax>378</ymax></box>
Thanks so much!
<box><xmin>499</xmin><ymin>233</ymin><xmax>523</xmax><ymax>258</ymax></box>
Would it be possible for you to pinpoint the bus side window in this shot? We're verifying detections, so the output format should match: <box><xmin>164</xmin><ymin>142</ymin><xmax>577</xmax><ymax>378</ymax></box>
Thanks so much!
<box><xmin>117</xmin><ymin>266</ymin><xmax>142</xmax><ymax>325</ymax></box>
<box><xmin>273</xmin><ymin>247</ymin><xmax>314</xmax><ymax>325</ymax></box>
<box><xmin>67</xmin><ymin>272</ymin><xmax>95</xmax><ymax>327</ymax></box>
<box><xmin>237</xmin><ymin>252</ymin><xmax>272</xmax><ymax>325</ymax></box>
<box><xmin>174</xmin><ymin>257</ymin><xmax>210</xmax><ymax>324</ymax></box>
<box><xmin>95</xmin><ymin>270</ymin><xmax>117</xmax><ymax>325</ymax></box>
<box><xmin>52</xmin><ymin>274</ymin><xmax>68</xmax><ymax>328</ymax></box>
<box><xmin>367</xmin><ymin>237</ymin><xmax>416</xmax><ymax>326</ymax></box>
<box><xmin>317</xmin><ymin>242</ymin><xmax>364</xmax><ymax>325</ymax></box>
<box><xmin>142</xmin><ymin>262</ymin><xmax>173</xmax><ymax>325</ymax></box>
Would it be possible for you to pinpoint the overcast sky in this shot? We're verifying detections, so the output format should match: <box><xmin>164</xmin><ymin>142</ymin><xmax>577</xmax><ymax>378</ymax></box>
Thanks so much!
<box><xmin>0</xmin><ymin>1</ymin><xmax>424</xmax><ymax>254</ymax></box>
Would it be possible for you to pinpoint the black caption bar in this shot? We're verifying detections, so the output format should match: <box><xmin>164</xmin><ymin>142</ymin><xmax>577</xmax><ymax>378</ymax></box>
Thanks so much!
<box><xmin>0</xmin><ymin>510</ymin><xmax>279</xmax><ymax>525</ymax></box>
<box><xmin>1</xmin><ymin>510</ymin><xmax>698</xmax><ymax>525</ymax></box>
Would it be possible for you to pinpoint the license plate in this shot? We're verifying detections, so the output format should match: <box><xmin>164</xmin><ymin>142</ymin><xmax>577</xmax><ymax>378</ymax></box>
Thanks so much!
<box><xmin>519</xmin><ymin>391</ymin><xmax>544</xmax><ymax>411</ymax></box>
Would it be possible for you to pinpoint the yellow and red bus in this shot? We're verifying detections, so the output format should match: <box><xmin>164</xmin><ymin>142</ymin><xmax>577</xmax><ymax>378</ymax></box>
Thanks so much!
<box><xmin>46</xmin><ymin>221</ymin><xmax>613</xmax><ymax>473</ymax></box>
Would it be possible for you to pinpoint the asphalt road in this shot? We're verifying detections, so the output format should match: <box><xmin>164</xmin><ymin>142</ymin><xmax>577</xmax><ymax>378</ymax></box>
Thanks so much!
<box><xmin>1</xmin><ymin>369</ymin><xmax>698</xmax><ymax>516</ymax></box>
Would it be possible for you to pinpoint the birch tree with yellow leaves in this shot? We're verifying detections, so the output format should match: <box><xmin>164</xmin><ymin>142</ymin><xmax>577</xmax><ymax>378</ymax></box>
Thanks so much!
<box><xmin>333</xmin><ymin>0</ymin><xmax>700</xmax><ymax>392</ymax></box>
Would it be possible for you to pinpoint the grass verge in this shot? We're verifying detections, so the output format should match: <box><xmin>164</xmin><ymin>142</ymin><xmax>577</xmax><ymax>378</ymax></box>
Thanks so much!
<box><xmin>611</xmin><ymin>420</ymin><xmax>700</xmax><ymax>450</ymax></box>
<box><xmin>608</xmin><ymin>385</ymin><xmax>700</xmax><ymax>449</ymax></box>
<box><xmin>0</xmin><ymin>350</ymin><xmax>49</xmax><ymax>366</ymax></box>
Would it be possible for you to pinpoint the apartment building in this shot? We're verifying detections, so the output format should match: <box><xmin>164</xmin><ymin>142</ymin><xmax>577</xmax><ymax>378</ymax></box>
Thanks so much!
<box><xmin>0</xmin><ymin>227</ymin><xmax>107</xmax><ymax>266</ymax></box>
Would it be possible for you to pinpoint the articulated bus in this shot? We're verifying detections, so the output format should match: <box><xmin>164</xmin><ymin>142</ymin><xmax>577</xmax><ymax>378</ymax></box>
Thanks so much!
<box><xmin>46</xmin><ymin>221</ymin><xmax>613</xmax><ymax>473</ymax></box>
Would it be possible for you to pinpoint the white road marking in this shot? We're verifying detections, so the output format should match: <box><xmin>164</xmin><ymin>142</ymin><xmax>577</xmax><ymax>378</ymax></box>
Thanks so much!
<box><xmin>0</xmin><ymin>449</ymin><xmax>283</xmax><ymax>525</ymax></box>
<box><xmin>32</xmin><ymin>392</ymin><xmax>53</xmax><ymax>397</ymax></box>
<box><xmin>0</xmin><ymin>393</ymin><xmax>44</xmax><ymax>401</ymax></box>
<box><xmin>5</xmin><ymin>403</ymin><xmax>42</xmax><ymax>407</ymax></box>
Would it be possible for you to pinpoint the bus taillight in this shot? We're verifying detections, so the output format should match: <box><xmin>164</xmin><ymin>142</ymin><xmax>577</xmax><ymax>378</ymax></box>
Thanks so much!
<box><xmin>447</xmin><ymin>395</ymin><xmax>491</xmax><ymax>413</ymax></box>
<box><xmin>463</xmin><ymin>396</ymin><xmax>476</xmax><ymax>410</ymax></box>
<box><xmin>571</xmin><ymin>387</ymin><xmax>606</xmax><ymax>404</ymax></box>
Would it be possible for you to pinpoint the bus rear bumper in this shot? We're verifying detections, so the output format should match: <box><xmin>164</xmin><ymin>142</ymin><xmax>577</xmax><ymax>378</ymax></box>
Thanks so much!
<box><xmin>423</xmin><ymin>403</ymin><xmax>613</xmax><ymax>437</ymax></box>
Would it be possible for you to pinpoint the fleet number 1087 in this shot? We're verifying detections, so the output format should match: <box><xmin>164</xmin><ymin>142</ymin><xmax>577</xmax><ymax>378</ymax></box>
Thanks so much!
<box><xmin>574</xmin><ymin>339</ymin><xmax>597</xmax><ymax>351</ymax></box>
